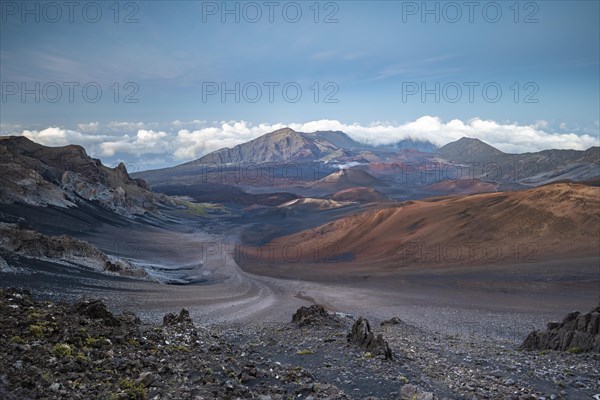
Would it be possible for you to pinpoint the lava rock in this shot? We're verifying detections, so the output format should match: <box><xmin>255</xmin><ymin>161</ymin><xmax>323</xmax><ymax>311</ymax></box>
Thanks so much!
<box><xmin>521</xmin><ymin>305</ymin><xmax>600</xmax><ymax>352</ymax></box>
<box><xmin>348</xmin><ymin>317</ymin><xmax>393</xmax><ymax>360</ymax></box>
<box><xmin>291</xmin><ymin>304</ymin><xmax>331</xmax><ymax>327</ymax></box>
<box><xmin>73</xmin><ymin>299</ymin><xmax>120</xmax><ymax>326</ymax></box>
<box><xmin>162</xmin><ymin>308</ymin><xmax>193</xmax><ymax>327</ymax></box>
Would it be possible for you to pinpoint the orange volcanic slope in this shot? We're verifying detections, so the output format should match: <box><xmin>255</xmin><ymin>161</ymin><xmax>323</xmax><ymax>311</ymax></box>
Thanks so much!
<box><xmin>427</xmin><ymin>178</ymin><xmax>498</xmax><ymax>195</ymax></box>
<box><xmin>247</xmin><ymin>183</ymin><xmax>600</xmax><ymax>268</ymax></box>
<box><xmin>330</xmin><ymin>187</ymin><xmax>390</xmax><ymax>203</ymax></box>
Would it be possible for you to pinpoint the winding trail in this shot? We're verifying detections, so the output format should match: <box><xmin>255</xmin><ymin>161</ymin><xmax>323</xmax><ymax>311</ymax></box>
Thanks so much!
<box><xmin>2</xmin><ymin>219</ymin><xmax>598</xmax><ymax>344</ymax></box>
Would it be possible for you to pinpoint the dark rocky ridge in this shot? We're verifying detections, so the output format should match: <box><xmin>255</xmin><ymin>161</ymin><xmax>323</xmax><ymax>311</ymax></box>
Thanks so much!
<box><xmin>1</xmin><ymin>289</ymin><xmax>600</xmax><ymax>399</ymax></box>
<box><xmin>521</xmin><ymin>306</ymin><xmax>600</xmax><ymax>353</ymax></box>
<box><xmin>0</xmin><ymin>222</ymin><xmax>148</xmax><ymax>279</ymax></box>
<box><xmin>436</xmin><ymin>137</ymin><xmax>600</xmax><ymax>183</ymax></box>
<box><xmin>347</xmin><ymin>317</ymin><xmax>393</xmax><ymax>360</ymax></box>
<box><xmin>0</xmin><ymin>136</ymin><xmax>165</xmax><ymax>217</ymax></box>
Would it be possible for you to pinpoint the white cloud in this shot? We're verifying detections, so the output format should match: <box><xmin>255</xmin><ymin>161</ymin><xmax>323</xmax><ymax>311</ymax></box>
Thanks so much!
<box><xmin>22</xmin><ymin>127</ymin><xmax>103</xmax><ymax>147</ymax></box>
<box><xmin>0</xmin><ymin>123</ymin><xmax>22</xmax><ymax>135</ymax></box>
<box><xmin>173</xmin><ymin>121</ymin><xmax>286</xmax><ymax>160</ymax></box>
<box><xmin>77</xmin><ymin>122</ymin><xmax>99</xmax><ymax>133</ymax></box>
<box><xmin>285</xmin><ymin>117</ymin><xmax>598</xmax><ymax>153</ymax></box>
<box><xmin>106</xmin><ymin>121</ymin><xmax>159</xmax><ymax>133</ymax></box>
<box><xmin>100</xmin><ymin>130</ymin><xmax>169</xmax><ymax>157</ymax></box>
<box><xmin>5</xmin><ymin>117</ymin><xmax>598</xmax><ymax>168</ymax></box>
<box><xmin>171</xmin><ymin>119</ymin><xmax>208</xmax><ymax>130</ymax></box>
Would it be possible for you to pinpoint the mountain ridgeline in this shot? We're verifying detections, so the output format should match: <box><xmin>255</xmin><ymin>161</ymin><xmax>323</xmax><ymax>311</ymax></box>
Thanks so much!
<box><xmin>436</xmin><ymin>137</ymin><xmax>600</xmax><ymax>184</ymax></box>
<box><xmin>183</xmin><ymin>128</ymin><xmax>369</xmax><ymax>165</ymax></box>
<box><xmin>0</xmin><ymin>136</ymin><xmax>165</xmax><ymax>217</ymax></box>
<box><xmin>135</xmin><ymin>128</ymin><xmax>599</xmax><ymax>192</ymax></box>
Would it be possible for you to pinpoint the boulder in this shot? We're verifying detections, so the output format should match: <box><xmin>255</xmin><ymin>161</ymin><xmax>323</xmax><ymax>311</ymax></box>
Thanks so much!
<box><xmin>347</xmin><ymin>317</ymin><xmax>393</xmax><ymax>360</ymax></box>
<box><xmin>291</xmin><ymin>304</ymin><xmax>330</xmax><ymax>327</ymax></box>
<box><xmin>163</xmin><ymin>308</ymin><xmax>193</xmax><ymax>327</ymax></box>
<box><xmin>73</xmin><ymin>299</ymin><xmax>120</xmax><ymax>327</ymax></box>
<box><xmin>521</xmin><ymin>305</ymin><xmax>600</xmax><ymax>353</ymax></box>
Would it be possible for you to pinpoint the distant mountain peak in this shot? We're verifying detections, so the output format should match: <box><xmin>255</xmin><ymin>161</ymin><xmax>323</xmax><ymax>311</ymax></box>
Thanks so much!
<box><xmin>436</xmin><ymin>136</ymin><xmax>504</xmax><ymax>162</ymax></box>
<box><xmin>453</xmin><ymin>136</ymin><xmax>501</xmax><ymax>149</ymax></box>
<box><xmin>318</xmin><ymin>168</ymin><xmax>383</xmax><ymax>186</ymax></box>
<box><xmin>268</xmin><ymin>127</ymin><xmax>301</xmax><ymax>136</ymax></box>
<box><xmin>187</xmin><ymin>128</ymin><xmax>367</xmax><ymax>165</ymax></box>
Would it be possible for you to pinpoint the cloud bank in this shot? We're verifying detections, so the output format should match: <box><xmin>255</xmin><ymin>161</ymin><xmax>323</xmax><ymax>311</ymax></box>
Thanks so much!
<box><xmin>5</xmin><ymin>117</ymin><xmax>598</xmax><ymax>170</ymax></box>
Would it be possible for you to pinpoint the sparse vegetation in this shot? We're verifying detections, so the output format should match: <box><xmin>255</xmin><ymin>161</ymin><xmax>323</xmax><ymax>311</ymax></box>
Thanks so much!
<box><xmin>28</xmin><ymin>324</ymin><xmax>43</xmax><ymax>338</ymax></box>
<box><xmin>119</xmin><ymin>379</ymin><xmax>147</xmax><ymax>400</ymax></box>
<box><xmin>9</xmin><ymin>335</ymin><xmax>25</xmax><ymax>344</ymax></box>
<box><xmin>167</xmin><ymin>344</ymin><xmax>190</xmax><ymax>353</ymax></box>
<box><xmin>1</xmin><ymin>289</ymin><xmax>599</xmax><ymax>400</ymax></box>
<box><xmin>53</xmin><ymin>343</ymin><xmax>73</xmax><ymax>358</ymax></box>
<box><xmin>175</xmin><ymin>200</ymin><xmax>228</xmax><ymax>216</ymax></box>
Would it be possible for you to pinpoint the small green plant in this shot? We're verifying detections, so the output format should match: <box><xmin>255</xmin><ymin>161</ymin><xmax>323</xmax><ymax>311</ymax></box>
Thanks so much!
<box><xmin>75</xmin><ymin>352</ymin><xmax>90</xmax><ymax>363</ymax></box>
<box><xmin>398</xmin><ymin>375</ymin><xmax>409</xmax><ymax>384</ymax></box>
<box><xmin>9</xmin><ymin>336</ymin><xmax>25</xmax><ymax>344</ymax></box>
<box><xmin>296</xmin><ymin>349</ymin><xmax>315</xmax><ymax>355</ymax></box>
<box><xmin>85</xmin><ymin>336</ymin><xmax>110</xmax><ymax>348</ymax></box>
<box><xmin>29</xmin><ymin>324</ymin><xmax>43</xmax><ymax>338</ymax></box>
<box><xmin>364</xmin><ymin>351</ymin><xmax>373</xmax><ymax>358</ymax></box>
<box><xmin>119</xmin><ymin>378</ymin><xmax>147</xmax><ymax>400</ymax></box>
<box><xmin>127</xmin><ymin>338</ymin><xmax>140</xmax><ymax>347</ymax></box>
<box><xmin>53</xmin><ymin>343</ymin><xmax>73</xmax><ymax>358</ymax></box>
<box><xmin>28</xmin><ymin>311</ymin><xmax>43</xmax><ymax>320</ymax></box>
<box><xmin>567</xmin><ymin>347</ymin><xmax>583</xmax><ymax>354</ymax></box>
<box><xmin>167</xmin><ymin>344</ymin><xmax>190</xmax><ymax>353</ymax></box>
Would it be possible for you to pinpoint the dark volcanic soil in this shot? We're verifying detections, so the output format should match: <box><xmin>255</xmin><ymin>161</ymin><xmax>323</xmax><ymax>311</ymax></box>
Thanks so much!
<box><xmin>1</xmin><ymin>289</ymin><xmax>598</xmax><ymax>400</ymax></box>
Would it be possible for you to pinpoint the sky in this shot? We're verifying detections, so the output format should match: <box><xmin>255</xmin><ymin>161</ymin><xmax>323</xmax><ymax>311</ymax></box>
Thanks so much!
<box><xmin>1</xmin><ymin>0</ymin><xmax>599</xmax><ymax>171</ymax></box>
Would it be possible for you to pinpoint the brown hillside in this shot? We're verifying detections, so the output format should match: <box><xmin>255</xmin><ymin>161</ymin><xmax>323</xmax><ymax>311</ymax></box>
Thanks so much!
<box><xmin>242</xmin><ymin>183</ymin><xmax>600</xmax><ymax>269</ymax></box>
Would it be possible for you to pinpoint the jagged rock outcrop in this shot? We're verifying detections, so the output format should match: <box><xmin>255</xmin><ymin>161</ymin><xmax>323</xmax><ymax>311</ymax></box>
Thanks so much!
<box><xmin>0</xmin><ymin>223</ymin><xmax>147</xmax><ymax>278</ymax></box>
<box><xmin>163</xmin><ymin>308</ymin><xmax>194</xmax><ymax>327</ymax></box>
<box><xmin>72</xmin><ymin>299</ymin><xmax>120</xmax><ymax>327</ymax></box>
<box><xmin>347</xmin><ymin>317</ymin><xmax>393</xmax><ymax>360</ymax></box>
<box><xmin>60</xmin><ymin>170</ymin><xmax>157</xmax><ymax>216</ymax></box>
<box><xmin>521</xmin><ymin>306</ymin><xmax>600</xmax><ymax>353</ymax></box>
<box><xmin>291</xmin><ymin>304</ymin><xmax>336</xmax><ymax>327</ymax></box>
<box><xmin>0</xmin><ymin>136</ymin><xmax>166</xmax><ymax>217</ymax></box>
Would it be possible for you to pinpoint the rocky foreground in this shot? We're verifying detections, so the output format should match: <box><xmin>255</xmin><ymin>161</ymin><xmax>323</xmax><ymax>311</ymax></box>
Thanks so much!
<box><xmin>0</xmin><ymin>289</ymin><xmax>598</xmax><ymax>400</ymax></box>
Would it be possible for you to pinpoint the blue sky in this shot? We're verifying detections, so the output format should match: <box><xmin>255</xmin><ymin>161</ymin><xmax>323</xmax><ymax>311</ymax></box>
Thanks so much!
<box><xmin>1</xmin><ymin>1</ymin><xmax>599</xmax><ymax>169</ymax></box>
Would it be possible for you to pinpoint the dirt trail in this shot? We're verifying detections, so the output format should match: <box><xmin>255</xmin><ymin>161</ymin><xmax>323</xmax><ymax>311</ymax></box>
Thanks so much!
<box><xmin>2</xmin><ymin>217</ymin><xmax>598</xmax><ymax>345</ymax></box>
